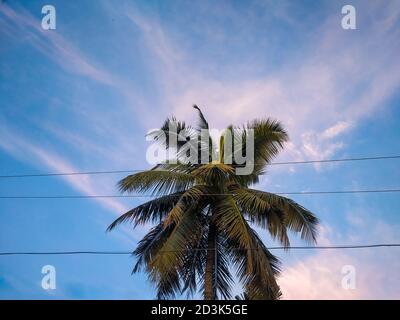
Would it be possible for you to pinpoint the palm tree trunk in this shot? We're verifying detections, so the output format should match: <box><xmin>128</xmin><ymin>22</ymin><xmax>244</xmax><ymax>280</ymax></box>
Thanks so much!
<box><xmin>204</xmin><ymin>223</ymin><xmax>217</xmax><ymax>300</ymax></box>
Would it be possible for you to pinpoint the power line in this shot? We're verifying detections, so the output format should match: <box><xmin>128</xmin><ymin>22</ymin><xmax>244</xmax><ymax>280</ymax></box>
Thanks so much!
<box><xmin>268</xmin><ymin>155</ymin><xmax>400</xmax><ymax>165</ymax></box>
<box><xmin>278</xmin><ymin>189</ymin><xmax>400</xmax><ymax>195</ymax></box>
<box><xmin>0</xmin><ymin>169</ymin><xmax>144</xmax><ymax>178</ymax></box>
<box><xmin>1</xmin><ymin>244</ymin><xmax>400</xmax><ymax>256</ymax></box>
<box><xmin>1</xmin><ymin>155</ymin><xmax>399</xmax><ymax>178</ymax></box>
<box><xmin>1</xmin><ymin>189</ymin><xmax>400</xmax><ymax>199</ymax></box>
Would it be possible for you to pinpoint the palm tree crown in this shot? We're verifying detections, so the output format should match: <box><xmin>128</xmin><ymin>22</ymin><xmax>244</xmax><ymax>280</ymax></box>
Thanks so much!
<box><xmin>108</xmin><ymin>106</ymin><xmax>318</xmax><ymax>300</ymax></box>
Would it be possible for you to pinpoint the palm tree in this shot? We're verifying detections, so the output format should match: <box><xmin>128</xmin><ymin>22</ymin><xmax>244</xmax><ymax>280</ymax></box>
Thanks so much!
<box><xmin>107</xmin><ymin>105</ymin><xmax>318</xmax><ymax>300</ymax></box>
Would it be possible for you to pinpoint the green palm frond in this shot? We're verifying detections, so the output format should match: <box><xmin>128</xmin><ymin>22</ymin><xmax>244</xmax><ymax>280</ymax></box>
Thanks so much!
<box><xmin>149</xmin><ymin>204</ymin><xmax>205</xmax><ymax>282</ymax></box>
<box><xmin>107</xmin><ymin>192</ymin><xmax>183</xmax><ymax>230</ymax></box>
<box><xmin>213</xmin><ymin>196</ymin><xmax>253</xmax><ymax>252</ymax></box>
<box><xmin>235</xmin><ymin>119</ymin><xmax>288</xmax><ymax>186</ymax></box>
<box><xmin>163</xmin><ymin>184</ymin><xmax>211</xmax><ymax>227</ymax></box>
<box><xmin>249</xmin><ymin>118</ymin><xmax>288</xmax><ymax>164</ymax></box>
<box><xmin>214</xmin><ymin>234</ymin><xmax>234</xmax><ymax>299</ymax></box>
<box><xmin>146</xmin><ymin>206</ymin><xmax>206</xmax><ymax>299</ymax></box>
<box><xmin>180</xmin><ymin>219</ymin><xmax>208</xmax><ymax>297</ymax></box>
<box><xmin>244</xmin><ymin>228</ymin><xmax>281</xmax><ymax>300</ymax></box>
<box><xmin>118</xmin><ymin>170</ymin><xmax>195</xmax><ymax>196</ymax></box>
<box><xmin>245</xmin><ymin>189</ymin><xmax>319</xmax><ymax>243</ymax></box>
<box><xmin>231</xmin><ymin>187</ymin><xmax>290</xmax><ymax>247</ymax></box>
<box><xmin>192</xmin><ymin>163</ymin><xmax>235</xmax><ymax>186</ymax></box>
<box><xmin>131</xmin><ymin>222</ymin><xmax>175</xmax><ymax>273</ymax></box>
<box><xmin>244</xmin><ymin>275</ymin><xmax>282</xmax><ymax>300</ymax></box>
<box><xmin>154</xmin><ymin>266</ymin><xmax>182</xmax><ymax>300</ymax></box>
<box><xmin>226</xmin><ymin>226</ymin><xmax>281</xmax><ymax>300</ymax></box>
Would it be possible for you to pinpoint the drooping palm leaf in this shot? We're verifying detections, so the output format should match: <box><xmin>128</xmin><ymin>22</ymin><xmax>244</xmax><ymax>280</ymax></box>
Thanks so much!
<box><xmin>213</xmin><ymin>196</ymin><xmax>253</xmax><ymax>252</ymax></box>
<box><xmin>230</xmin><ymin>186</ymin><xmax>290</xmax><ymax>247</ymax></box>
<box><xmin>180</xmin><ymin>216</ymin><xmax>208</xmax><ymax>297</ymax></box>
<box><xmin>107</xmin><ymin>192</ymin><xmax>183</xmax><ymax>230</ymax></box>
<box><xmin>214</xmin><ymin>233</ymin><xmax>235</xmax><ymax>299</ymax></box>
<box><xmin>163</xmin><ymin>184</ymin><xmax>211</xmax><ymax>227</ymax></box>
<box><xmin>131</xmin><ymin>222</ymin><xmax>175</xmax><ymax>273</ymax></box>
<box><xmin>226</xmin><ymin>226</ymin><xmax>281</xmax><ymax>300</ymax></box>
<box><xmin>149</xmin><ymin>203</ymin><xmax>206</xmax><ymax>286</ymax></box>
<box><xmin>118</xmin><ymin>170</ymin><xmax>195</xmax><ymax>196</ymax></box>
<box><xmin>245</xmin><ymin>189</ymin><xmax>319</xmax><ymax>243</ymax></box>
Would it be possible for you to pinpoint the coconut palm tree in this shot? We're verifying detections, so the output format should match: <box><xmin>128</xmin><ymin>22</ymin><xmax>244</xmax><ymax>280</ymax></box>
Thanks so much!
<box><xmin>107</xmin><ymin>105</ymin><xmax>318</xmax><ymax>300</ymax></box>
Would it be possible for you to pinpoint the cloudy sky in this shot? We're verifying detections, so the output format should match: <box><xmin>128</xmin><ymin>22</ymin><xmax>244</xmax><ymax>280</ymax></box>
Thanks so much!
<box><xmin>0</xmin><ymin>0</ymin><xmax>399</xmax><ymax>299</ymax></box>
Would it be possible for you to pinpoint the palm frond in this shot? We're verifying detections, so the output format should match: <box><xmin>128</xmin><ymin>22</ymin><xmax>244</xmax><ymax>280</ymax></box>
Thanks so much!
<box><xmin>180</xmin><ymin>218</ymin><xmax>208</xmax><ymax>297</ymax></box>
<box><xmin>214</xmin><ymin>233</ymin><xmax>234</xmax><ymax>299</ymax></box>
<box><xmin>226</xmin><ymin>226</ymin><xmax>281</xmax><ymax>300</ymax></box>
<box><xmin>244</xmin><ymin>228</ymin><xmax>282</xmax><ymax>300</ymax></box>
<box><xmin>192</xmin><ymin>163</ymin><xmax>235</xmax><ymax>186</ymax></box>
<box><xmin>148</xmin><ymin>114</ymin><xmax>214</xmax><ymax>165</ymax></box>
<box><xmin>163</xmin><ymin>185</ymin><xmax>211</xmax><ymax>227</ymax></box>
<box><xmin>153</xmin><ymin>267</ymin><xmax>182</xmax><ymax>300</ymax></box>
<box><xmin>118</xmin><ymin>170</ymin><xmax>195</xmax><ymax>196</ymax></box>
<box><xmin>231</xmin><ymin>187</ymin><xmax>290</xmax><ymax>247</ymax></box>
<box><xmin>249</xmin><ymin>118</ymin><xmax>288</xmax><ymax>164</ymax></box>
<box><xmin>149</xmin><ymin>203</ymin><xmax>205</xmax><ymax>286</ymax></box>
<box><xmin>193</xmin><ymin>105</ymin><xmax>218</xmax><ymax>162</ymax></box>
<box><xmin>213</xmin><ymin>196</ymin><xmax>253</xmax><ymax>252</ymax></box>
<box><xmin>233</xmin><ymin>119</ymin><xmax>288</xmax><ymax>186</ymax></box>
<box><xmin>212</xmin><ymin>195</ymin><xmax>257</xmax><ymax>293</ymax></box>
<box><xmin>245</xmin><ymin>189</ymin><xmax>319</xmax><ymax>243</ymax></box>
<box><xmin>131</xmin><ymin>222</ymin><xmax>175</xmax><ymax>273</ymax></box>
<box><xmin>199</xmin><ymin>222</ymin><xmax>235</xmax><ymax>300</ymax></box>
<box><xmin>107</xmin><ymin>192</ymin><xmax>183</xmax><ymax>231</ymax></box>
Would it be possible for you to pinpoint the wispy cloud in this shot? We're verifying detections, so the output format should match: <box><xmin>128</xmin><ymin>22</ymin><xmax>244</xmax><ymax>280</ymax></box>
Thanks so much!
<box><xmin>0</xmin><ymin>124</ymin><xmax>128</xmax><ymax>214</ymax></box>
<box><xmin>0</xmin><ymin>3</ymin><xmax>151</xmax><ymax>123</ymax></box>
<box><xmin>279</xmin><ymin>218</ymin><xmax>400</xmax><ymax>299</ymax></box>
<box><xmin>122</xmin><ymin>1</ymin><xmax>400</xmax><ymax>165</ymax></box>
<box><xmin>0</xmin><ymin>4</ymin><xmax>114</xmax><ymax>85</ymax></box>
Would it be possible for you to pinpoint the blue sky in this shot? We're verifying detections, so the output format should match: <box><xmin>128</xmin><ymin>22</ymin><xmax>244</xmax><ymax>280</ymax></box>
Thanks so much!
<box><xmin>0</xmin><ymin>0</ymin><xmax>400</xmax><ymax>299</ymax></box>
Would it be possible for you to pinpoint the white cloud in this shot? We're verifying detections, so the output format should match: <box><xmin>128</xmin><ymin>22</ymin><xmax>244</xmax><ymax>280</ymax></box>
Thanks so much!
<box><xmin>0</xmin><ymin>5</ymin><xmax>113</xmax><ymax>85</ymax></box>
<box><xmin>0</xmin><ymin>125</ymin><xmax>128</xmax><ymax>214</ymax></box>
<box><xmin>0</xmin><ymin>3</ymin><xmax>151</xmax><ymax>126</ymax></box>
<box><xmin>322</xmin><ymin>121</ymin><xmax>353</xmax><ymax>140</ymax></box>
<box><xmin>278</xmin><ymin>252</ymin><xmax>359</xmax><ymax>299</ymax></box>
<box><xmin>122</xmin><ymin>1</ymin><xmax>400</xmax><ymax>167</ymax></box>
<box><xmin>278</xmin><ymin>215</ymin><xmax>400</xmax><ymax>299</ymax></box>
